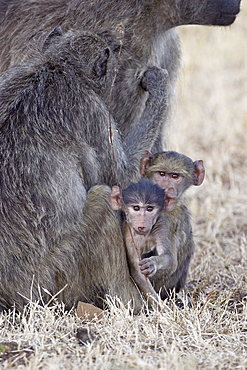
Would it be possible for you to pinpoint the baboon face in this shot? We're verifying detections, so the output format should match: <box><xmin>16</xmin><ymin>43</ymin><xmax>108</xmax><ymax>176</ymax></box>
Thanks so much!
<box><xmin>166</xmin><ymin>0</ymin><xmax>241</xmax><ymax>27</ymax></box>
<box><xmin>140</xmin><ymin>151</ymin><xmax>205</xmax><ymax>199</ymax></box>
<box><xmin>202</xmin><ymin>0</ymin><xmax>241</xmax><ymax>25</ymax></box>
<box><xmin>110</xmin><ymin>180</ymin><xmax>165</xmax><ymax>236</ymax></box>
<box><xmin>125</xmin><ymin>203</ymin><xmax>162</xmax><ymax>236</ymax></box>
<box><xmin>151</xmin><ymin>171</ymin><xmax>185</xmax><ymax>194</ymax></box>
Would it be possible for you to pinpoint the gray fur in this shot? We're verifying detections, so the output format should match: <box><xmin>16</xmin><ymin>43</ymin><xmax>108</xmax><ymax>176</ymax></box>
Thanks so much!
<box><xmin>0</xmin><ymin>30</ymin><xmax>168</xmax><ymax>311</ymax></box>
<box><xmin>122</xmin><ymin>179</ymin><xmax>165</xmax><ymax>210</ymax></box>
<box><xmin>0</xmin><ymin>0</ymin><xmax>241</xmax><ymax>151</ymax></box>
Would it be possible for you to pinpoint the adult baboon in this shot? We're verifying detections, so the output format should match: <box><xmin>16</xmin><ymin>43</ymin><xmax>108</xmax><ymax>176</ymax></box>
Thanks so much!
<box><xmin>0</xmin><ymin>29</ymin><xmax>168</xmax><ymax>311</ymax></box>
<box><xmin>0</xmin><ymin>0</ymin><xmax>242</xmax><ymax>151</ymax></box>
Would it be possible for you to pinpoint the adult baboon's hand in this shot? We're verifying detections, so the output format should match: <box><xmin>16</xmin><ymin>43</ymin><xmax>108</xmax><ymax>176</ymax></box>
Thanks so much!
<box><xmin>140</xmin><ymin>67</ymin><xmax>168</xmax><ymax>96</ymax></box>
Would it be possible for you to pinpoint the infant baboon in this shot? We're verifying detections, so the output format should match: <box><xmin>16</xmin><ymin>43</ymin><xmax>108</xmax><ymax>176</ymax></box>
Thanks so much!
<box><xmin>0</xmin><ymin>29</ymin><xmax>168</xmax><ymax>311</ymax></box>
<box><xmin>140</xmin><ymin>151</ymin><xmax>205</xmax><ymax>299</ymax></box>
<box><xmin>110</xmin><ymin>179</ymin><xmax>176</xmax><ymax>306</ymax></box>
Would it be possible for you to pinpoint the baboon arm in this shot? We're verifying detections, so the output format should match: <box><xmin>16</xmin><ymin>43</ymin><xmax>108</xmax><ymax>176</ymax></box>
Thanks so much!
<box><xmin>140</xmin><ymin>232</ymin><xmax>177</xmax><ymax>278</ymax></box>
<box><xmin>122</xmin><ymin>67</ymin><xmax>168</xmax><ymax>181</ymax></box>
<box><xmin>156</xmin><ymin>239</ymin><xmax>178</xmax><ymax>274</ymax></box>
<box><xmin>139</xmin><ymin>215</ymin><xmax>177</xmax><ymax>278</ymax></box>
<box><xmin>140</xmin><ymin>253</ymin><xmax>176</xmax><ymax>278</ymax></box>
<box><xmin>125</xmin><ymin>234</ymin><xmax>158</xmax><ymax>300</ymax></box>
<box><xmin>129</xmin><ymin>263</ymin><xmax>157</xmax><ymax>299</ymax></box>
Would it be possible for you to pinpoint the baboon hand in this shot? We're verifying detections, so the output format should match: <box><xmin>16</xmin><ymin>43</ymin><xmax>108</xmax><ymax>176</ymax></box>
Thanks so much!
<box><xmin>140</xmin><ymin>67</ymin><xmax>168</xmax><ymax>95</ymax></box>
<box><xmin>139</xmin><ymin>257</ymin><xmax>157</xmax><ymax>277</ymax></box>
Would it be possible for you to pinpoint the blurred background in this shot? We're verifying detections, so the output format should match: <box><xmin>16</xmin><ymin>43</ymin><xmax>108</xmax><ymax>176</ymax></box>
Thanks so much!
<box><xmin>168</xmin><ymin>3</ymin><xmax>247</xmax><ymax>296</ymax></box>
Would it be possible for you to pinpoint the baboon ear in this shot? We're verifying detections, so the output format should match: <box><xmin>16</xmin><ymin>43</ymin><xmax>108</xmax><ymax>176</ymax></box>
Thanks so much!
<box><xmin>43</xmin><ymin>27</ymin><xmax>63</xmax><ymax>50</ymax></box>
<box><xmin>140</xmin><ymin>151</ymin><xmax>151</xmax><ymax>176</ymax></box>
<box><xmin>164</xmin><ymin>187</ymin><xmax>176</xmax><ymax>211</ymax></box>
<box><xmin>94</xmin><ymin>47</ymin><xmax>110</xmax><ymax>78</ymax></box>
<box><xmin>110</xmin><ymin>186</ymin><xmax>123</xmax><ymax>210</ymax></box>
<box><xmin>193</xmin><ymin>160</ymin><xmax>205</xmax><ymax>186</ymax></box>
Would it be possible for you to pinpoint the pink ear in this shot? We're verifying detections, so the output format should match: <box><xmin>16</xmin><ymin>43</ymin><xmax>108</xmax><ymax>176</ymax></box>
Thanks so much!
<box><xmin>140</xmin><ymin>150</ymin><xmax>151</xmax><ymax>176</ymax></box>
<box><xmin>164</xmin><ymin>187</ymin><xmax>177</xmax><ymax>211</ymax></box>
<box><xmin>110</xmin><ymin>186</ymin><xmax>123</xmax><ymax>210</ymax></box>
<box><xmin>193</xmin><ymin>160</ymin><xmax>205</xmax><ymax>186</ymax></box>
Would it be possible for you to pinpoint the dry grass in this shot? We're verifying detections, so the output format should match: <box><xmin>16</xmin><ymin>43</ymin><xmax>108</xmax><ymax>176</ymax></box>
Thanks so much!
<box><xmin>1</xmin><ymin>6</ymin><xmax>247</xmax><ymax>370</ymax></box>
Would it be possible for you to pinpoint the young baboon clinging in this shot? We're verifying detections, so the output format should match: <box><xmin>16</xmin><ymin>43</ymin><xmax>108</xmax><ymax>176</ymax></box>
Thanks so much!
<box><xmin>110</xmin><ymin>179</ymin><xmax>176</xmax><ymax>306</ymax></box>
<box><xmin>0</xmin><ymin>29</ymin><xmax>168</xmax><ymax>311</ymax></box>
<box><xmin>140</xmin><ymin>151</ymin><xmax>205</xmax><ymax>299</ymax></box>
<box><xmin>0</xmin><ymin>0</ymin><xmax>241</xmax><ymax>152</ymax></box>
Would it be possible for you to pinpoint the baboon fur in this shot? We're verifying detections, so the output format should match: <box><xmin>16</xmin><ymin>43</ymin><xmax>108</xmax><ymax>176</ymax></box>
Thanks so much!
<box><xmin>142</xmin><ymin>151</ymin><xmax>205</xmax><ymax>299</ymax></box>
<box><xmin>0</xmin><ymin>29</ymin><xmax>168</xmax><ymax>311</ymax></box>
<box><xmin>0</xmin><ymin>0</ymin><xmax>241</xmax><ymax>310</ymax></box>
<box><xmin>0</xmin><ymin>0</ymin><xmax>241</xmax><ymax>150</ymax></box>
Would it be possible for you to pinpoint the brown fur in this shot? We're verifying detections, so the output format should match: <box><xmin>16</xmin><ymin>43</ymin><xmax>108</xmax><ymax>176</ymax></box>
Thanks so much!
<box><xmin>110</xmin><ymin>179</ymin><xmax>175</xmax><ymax>306</ymax></box>
<box><xmin>140</xmin><ymin>151</ymin><xmax>205</xmax><ymax>299</ymax></box>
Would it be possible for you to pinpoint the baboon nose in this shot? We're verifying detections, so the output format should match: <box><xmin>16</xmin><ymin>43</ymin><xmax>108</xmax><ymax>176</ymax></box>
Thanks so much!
<box><xmin>138</xmin><ymin>226</ymin><xmax>145</xmax><ymax>232</ymax></box>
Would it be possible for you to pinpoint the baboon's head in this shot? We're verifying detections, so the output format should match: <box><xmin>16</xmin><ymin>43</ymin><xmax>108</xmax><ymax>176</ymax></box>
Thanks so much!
<box><xmin>164</xmin><ymin>0</ymin><xmax>241</xmax><ymax>27</ymax></box>
<box><xmin>43</xmin><ymin>27</ymin><xmax>115</xmax><ymax>95</ymax></box>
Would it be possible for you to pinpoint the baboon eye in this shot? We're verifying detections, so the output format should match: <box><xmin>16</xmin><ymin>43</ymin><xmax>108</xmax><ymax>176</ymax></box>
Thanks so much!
<box><xmin>159</xmin><ymin>171</ymin><xmax>166</xmax><ymax>177</ymax></box>
<box><xmin>133</xmin><ymin>205</ymin><xmax>140</xmax><ymax>211</ymax></box>
<box><xmin>147</xmin><ymin>206</ymin><xmax>154</xmax><ymax>212</ymax></box>
<box><xmin>171</xmin><ymin>173</ymin><xmax>179</xmax><ymax>179</ymax></box>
